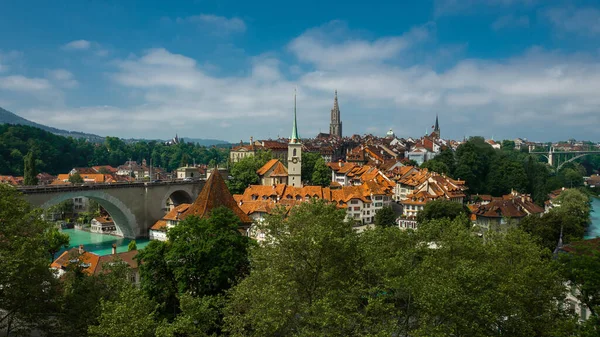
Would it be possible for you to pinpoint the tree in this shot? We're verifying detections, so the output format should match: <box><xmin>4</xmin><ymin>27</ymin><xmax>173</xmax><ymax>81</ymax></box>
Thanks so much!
<box><xmin>136</xmin><ymin>240</ymin><xmax>180</xmax><ymax>320</ymax></box>
<box><xmin>359</xmin><ymin>218</ymin><xmax>575</xmax><ymax>336</ymax></box>
<box><xmin>374</xmin><ymin>205</ymin><xmax>397</xmax><ymax>228</ymax></box>
<box><xmin>23</xmin><ymin>151</ymin><xmax>38</xmax><ymax>185</ymax></box>
<box><xmin>420</xmin><ymin>159</ymin><xmax>449</xmax><ymax>174</ymax></box>
<box><xmin>128</xmin><ymin>240</ymin><xmax>137</xmax><ymax>251</ymax></box>
<box><xmin>225</xmin><ymin>200</ymin><xmax>369</xmax><ymax>336</ymax></box>
<box><xmin>166</xmin><ymin>207</ymin><xmax>252</xmax><ymax>296</ymax></box>
<box><xmin>502</xmin><ymin>140</ymin><xmax>516</xmax><ymax>151</ymax></box>
<box><xmin>0</xmin><ymin>184</ymin><xmax>57</xmax><ymax>335</ymax></box>
<box><xmin>69</xmin><ymin>172</ymin><xmax>84</xmax><ymax>184</ymax></box>
<box><xmin>558</xmin><ymin>243</ymin><xmax>600</xmax><ymax>330</ymax></box>
<box><xmin>301</xmin><ymin>152</ymin><xmax>321</xmax><ymax>183</ymax></box>
<box><xmin>416</xmin><ymin>199</ymin><xmax>469</xmax><ymax>225</ymax></box>
<box><xmin>88</xmin><ymin>285</ymin><xmax>158</xmax><ymax>337</ymax></box>
<box><xmin>46</xmin><ymin>227</ymin><xmax>70</xmax><ymax>261</ymax></box>
<box><xmin>227</xmin><ymin>152</ymin><xmax>271</xmax><ymax>194</ymax></box>
<box><xmin>156</xmin><ymin>294</ymin><xmax>224</xmax><ymax>337</ymax></box>
<box><xmin>311</xmin><ymin>157</ymin><xmax>331</xmax><ymax>187</ymax></box>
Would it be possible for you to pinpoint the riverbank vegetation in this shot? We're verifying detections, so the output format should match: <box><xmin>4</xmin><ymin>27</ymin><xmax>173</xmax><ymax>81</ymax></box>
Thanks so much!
<box><xmin>3</xmin><ymin>184</ymin><xmax>599</xmax><ymax>336</ymax></box>
<box><xmin>421</xmin><ymin>137</ymin><xmax>596</xmax><ymax>205</ymax></box>
<box><xmin>0</xmin><ymin>125</ymin><xmax>229</xmax><ymax>176</ymax></box>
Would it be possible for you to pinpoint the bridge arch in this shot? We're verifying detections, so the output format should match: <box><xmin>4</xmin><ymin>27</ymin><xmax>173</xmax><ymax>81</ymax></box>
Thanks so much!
<box><xmin>162</xmin><ymin>189</ymin><xmax>193</xmax><ymax>211</ymax></box>
<box><xmin>40</xmin><ymin>190</ymin><xmax>139</xmax><ymax>238</ymax></box>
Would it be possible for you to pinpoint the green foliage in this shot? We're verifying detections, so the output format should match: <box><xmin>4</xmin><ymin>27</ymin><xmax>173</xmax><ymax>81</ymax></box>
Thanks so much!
<box><xmin>88</xmin><ymin>285</ymin><xmax>159</xmax><ymax>337</ymax></box>
<box><xmin>301</xmin><ymin>151</ymin><xmax>321</xmax><ymax>183</ymax></box>
<box><xmin>521</xmin><ymin>189</ymin><xmax>590</xmax><ymax>252</ymax></box>
<box><xmin>311</xmin><ymin>157</ymin><xmax>331</xmax><ymax>187</ymax></box>
<box><xmin>0</xmin><ymin>124</ymin><xmax>229</xmax><ymax>176</ymax></box>
<box><xmin>501</xmin><ymin>140</ymin><xmax>516</xmax><ymax>151</ymax></box>
<box><xmin>227</xmin><ymin>151</ymin><xmax>271</xmax><ymax>194</ymax></box>
<box><xmin>69</xmin><ymin>172</ymin><xmax>84</xmax><ymax>184</ymax></box>
<box><xmin>374</xmin><ymin>205</ymin><xmax>397</xmax><ymax>228</ymax></box>
<box><xmin>225</xmin><ymin>201</ymin><xmax>575</xmax><ymax>336</ymax></box>
<box><xmin>46</xmin><ymin>227</ymin><xmax>70</xmax><ymax>261</ymax></box>
<box><xmin>136</xmin><ymin>240</ymin><xmax>180</xmax><ymax>319</ymax></box>
<box><xmin>558</xmin><ymin>244</ymin><xmax>600</xmax><ymax>328</ymax></box>
<box><xmin>0</xmin><ymin>184</ymin><xmax>58</xmax><ymax>335</ymax></box>
<box><xmin>420</xmin><ymin>159</ymin><xmax>449</xmax><ymax>174</ymax></box>
<box><xmin>455</xmin><ymin>136</ymin><xmax>496</xmax><ymax>194</ymax></box>
<box><xmin>225</xmin><ymin>200</ymin><xmax>365</xmax><ymax>336</ymax></box>
<box><xmin>23</xmin><ymin>150</ymin><xmax>38</xmax><ymax>185</ymax></box>
<box><xmin>166</xmin><ymin>207</ymin><xmax>252</xmax><ymax>296</ymax></box>
<box><xmin>156</xmin><ymin>294</ymin><xmax>224</xmax><ymax>337</ymax></box>
<box><xmin>416</xmin><ymin>199</ymin><xmax>470</xmax><ymax>225</ymax></box>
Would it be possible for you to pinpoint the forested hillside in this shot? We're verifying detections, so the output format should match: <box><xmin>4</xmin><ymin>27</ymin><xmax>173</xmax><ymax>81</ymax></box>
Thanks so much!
<box><xmin>0</xmin><ymin>125</ymin><xmax>229</xmax><ymax>176</ymax></box>
<box><xmin>0</xmin><ymin>107</ymin><xmax>104</xmax><ymax>141</ymax></box>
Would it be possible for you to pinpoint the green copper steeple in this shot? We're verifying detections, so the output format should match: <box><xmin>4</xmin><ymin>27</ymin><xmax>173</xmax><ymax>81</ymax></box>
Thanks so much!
<box><xmin>290</xmin><ymin>89</ymin><xmax>300</xmax><ymax>143</ymax></box>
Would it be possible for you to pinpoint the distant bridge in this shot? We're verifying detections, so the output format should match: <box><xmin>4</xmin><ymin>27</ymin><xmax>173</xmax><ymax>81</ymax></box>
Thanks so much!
<box><xmin>18</xmin><ymin>180</ymin><xmax>205</xmax><ymax>238</ymax></box>
<box><xmin>529</xmin><ymin>147</ymin><xmax>600</xmax><ymax>172</ymax></box>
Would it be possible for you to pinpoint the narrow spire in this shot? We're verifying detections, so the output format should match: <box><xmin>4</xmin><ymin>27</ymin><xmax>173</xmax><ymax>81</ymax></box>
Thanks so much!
<box><xmin>553</xmin><ymin>225</ymin><xmax>564</xmax><ymax>257</ymax></box>
<box><xmin>333</xmin><ymin>90</ymin><xmax>338</xmax><ymax>110</ymax></box>
<box><xmin>434</xmin><ymin>114</ymin><xmax>439</xmax><ymax>132</ymax></box>
<box><xmin>290</xmin><ymin>88</ymin><xmax>299</xmax><ymax>143</ymax></box>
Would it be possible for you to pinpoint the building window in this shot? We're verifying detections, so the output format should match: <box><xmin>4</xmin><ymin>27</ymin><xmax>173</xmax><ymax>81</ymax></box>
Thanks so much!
<box><xmin>293</xmin><ymin>149</ymin><xmax>297</xmax><ymax>156</ymax></box>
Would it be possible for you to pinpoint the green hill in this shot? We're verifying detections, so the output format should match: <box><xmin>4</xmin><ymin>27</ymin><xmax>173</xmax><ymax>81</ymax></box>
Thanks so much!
<box><xmin>0</xmin><ymin>107</ymin><xmax>105</xmax><ymax>142</ymax></box>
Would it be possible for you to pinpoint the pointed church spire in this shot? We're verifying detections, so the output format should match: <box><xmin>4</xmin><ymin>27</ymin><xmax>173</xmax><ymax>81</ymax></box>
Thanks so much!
<box><xmin>333</xmin><ymin>89</ymin><xmax>339</xmax><ymax>110</ymax></box>
<box><xmin>434</xmin><ymin>114</ymin><xmax>439</xmax><ymax>132</ymax></box>
<box><xmin>290</xmin><ymin>88</ymin><xmax>299</xmax><ymax>143</ymax></box>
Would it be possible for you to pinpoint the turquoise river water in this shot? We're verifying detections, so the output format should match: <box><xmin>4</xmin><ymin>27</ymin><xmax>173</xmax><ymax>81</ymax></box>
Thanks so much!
<box><xmin>584</xmin><ymin>197</ymin><xmax>600</xmax><ymax>239</ymax></box>
<box><xmin>58</xmin><ymin>229</ymin><xmax>150</xmax><ymax>256</ymax></box>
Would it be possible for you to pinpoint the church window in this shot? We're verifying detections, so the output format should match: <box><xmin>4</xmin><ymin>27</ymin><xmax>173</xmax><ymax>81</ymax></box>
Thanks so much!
<box><xmin>293</xmin><ymin>149</ymin><xmax>297</xmax><ymax>156</ymax></box>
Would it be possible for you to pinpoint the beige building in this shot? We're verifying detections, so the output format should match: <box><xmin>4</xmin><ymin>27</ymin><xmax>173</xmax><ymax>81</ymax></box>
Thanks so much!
<box><xmin>256</xmin><ymin>159</ymin><xmax>288</xmax><ymax>186</ymax></box>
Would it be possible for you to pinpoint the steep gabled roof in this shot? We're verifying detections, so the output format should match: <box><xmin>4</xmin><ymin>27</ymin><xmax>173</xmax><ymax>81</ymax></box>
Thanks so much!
<box><xmin>183</xmin><ymin>171</ymin><xmax>253</xmax><ymax>225</ymax></box>
<box><xmin>257</xmin><ymin>159</ymin><xmax>279</xmax><ymax>176</ymax></box>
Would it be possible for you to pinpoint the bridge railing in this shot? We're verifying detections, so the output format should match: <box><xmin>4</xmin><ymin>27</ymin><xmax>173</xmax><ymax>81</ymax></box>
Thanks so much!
<box><xmin>16</xmin><ymin>179</ymin><xmax>205</xmax><ymax>194</ymax></box>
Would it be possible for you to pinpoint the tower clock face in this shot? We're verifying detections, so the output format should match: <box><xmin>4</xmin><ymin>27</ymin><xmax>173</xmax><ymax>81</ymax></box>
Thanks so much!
<box><xmin>292</xmin><ymin>157</ymin><xmax>298</xmax><ymax>164</ymax></box>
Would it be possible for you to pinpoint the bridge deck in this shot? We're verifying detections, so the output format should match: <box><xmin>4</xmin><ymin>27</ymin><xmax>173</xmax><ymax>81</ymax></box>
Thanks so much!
<box><xmin>17</xmin><ymin>180</ymin><xmax>205</xmax><ymax>194</ymax></box>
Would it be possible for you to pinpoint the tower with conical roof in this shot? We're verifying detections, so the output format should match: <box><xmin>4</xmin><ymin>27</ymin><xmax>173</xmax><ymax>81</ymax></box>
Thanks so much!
<box><xmin>432</xmin><ymin>114</ymin><xmax>440</xmax><ymax>139</ymax></box>
<box><xmin>329</xmin><ymin>90</ymin><xmax>342</xmax><ymax>138</ymax></box>
<box><xmin>288</xmin><ymin>89</ymin><xmax>302</xmax><ymax>187</ymax></box>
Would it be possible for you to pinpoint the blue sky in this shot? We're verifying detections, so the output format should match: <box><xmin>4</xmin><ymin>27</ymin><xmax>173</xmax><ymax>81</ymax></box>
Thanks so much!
<box><xmin>1</xmin><ymin>0</ymin><xmax>600</xmax><ymax>142</ymax></box>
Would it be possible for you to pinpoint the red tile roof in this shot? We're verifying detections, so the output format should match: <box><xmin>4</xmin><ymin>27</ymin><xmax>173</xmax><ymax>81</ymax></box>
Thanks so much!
<box><xmin>183</xmin><ymin>170</ymin><xmax>253</xmax><ymax>225</ymax></box>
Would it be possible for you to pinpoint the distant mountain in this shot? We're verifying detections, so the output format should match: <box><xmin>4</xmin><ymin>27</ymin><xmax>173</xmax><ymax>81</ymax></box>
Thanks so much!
<box><xmin>0</xmin><ymin>107</ymin><xmax>104</xmax><ymax>142</ymax></box>
<box><xmin>183</xmin><ymin>138</ymin><xmax>230</xmax><ymax>147</ymax></box>
<box><xmin>1</xmin><ymin>107</ymin><xmax>231</xmax><ymax>146</ymax></box>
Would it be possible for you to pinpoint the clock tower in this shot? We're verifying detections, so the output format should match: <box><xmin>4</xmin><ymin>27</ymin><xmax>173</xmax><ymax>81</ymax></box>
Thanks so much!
<box><xmin>288</xmin><ymin>89</ymin><xmax>302</xmax><ymax>187</ymax></box>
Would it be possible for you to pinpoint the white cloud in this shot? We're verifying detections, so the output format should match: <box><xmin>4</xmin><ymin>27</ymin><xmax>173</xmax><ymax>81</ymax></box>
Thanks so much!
<box><xmin>47</xmin><ymin>69</ymin><xmax>78</xmax><ymax>88</ymax></box>
<box><xmin>62</xmin><ymin>40</ymin><xmax>92</xmax><ymax>50</ymax></box>
<box><xmin>176</xmin><ymin>14</ymin><xmax>246</xmax><ymax>34</ymax></box>
<box><xmin>288</xmin><ymin>21</ymin><xmax>433</xmax><ymax>69</ymax></box>
<box><xmin>0</xmin><ymin>75</ymin><xmax>51</xmax><ymax>91</ymax></box>
<box><xmin>544</xmin><ymin>7</ymin><xmax>600</xmax><ymax>36</ymax></box>
<box><xmin>491</xmin><ymin>14</ymin><xmax>530</xmax><ymax>30</ymax></box>
<box><xmin>0</xmin><ymin>50</ymin><xmax>22</xmax><ymax>73</ymax></box>
<box><xmin>7</xmin><ymin>21</ymin><xmax>600</xmax><ymax>141</ymax></box>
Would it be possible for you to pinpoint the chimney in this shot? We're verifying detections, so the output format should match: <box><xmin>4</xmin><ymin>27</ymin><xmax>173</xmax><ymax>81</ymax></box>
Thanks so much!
<box><xmin>112</xmin><ymin>243</ymin><xmax>117</xmax><ymax>255</ymax></box>
<box><xmin>78</xmin><ymin>244</ymin><xmax>84</xmax><ymax>254</ymax></box>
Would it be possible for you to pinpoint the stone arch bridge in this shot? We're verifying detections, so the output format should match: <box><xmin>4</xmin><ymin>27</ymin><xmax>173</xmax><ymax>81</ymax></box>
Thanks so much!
<box><xmin>18</xmin><ymin>180</ymin><xmax>205</xmax><ymax>238</ymax></box>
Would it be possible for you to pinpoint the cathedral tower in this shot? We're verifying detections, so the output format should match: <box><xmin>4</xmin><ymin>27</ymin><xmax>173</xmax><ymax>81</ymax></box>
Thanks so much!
<box><xmin>288</xmin><ymin>89</ymin><xmax>302</xmax><ymax>187</ymax></box>
<box><xmin>329</xmin><ymin>90</ymin><xmax>342</xmax><ymax>138</ymax></box>
<box><xmin>432</xmin><ymin>114</ymin><xmax>440</xmax><ymax>139</ymax></box>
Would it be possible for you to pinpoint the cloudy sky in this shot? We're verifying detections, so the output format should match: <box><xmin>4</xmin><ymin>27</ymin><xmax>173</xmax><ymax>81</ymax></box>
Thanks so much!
<box><xmin>1</xmin><ymin>0</ymin><xmax>600</xmax><ymax>142</ymax></box>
